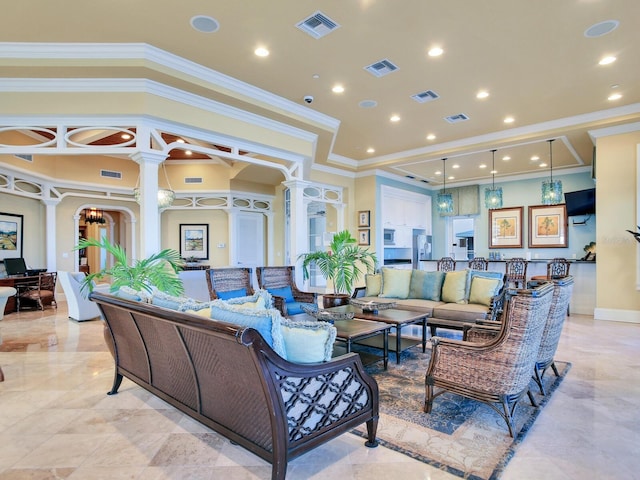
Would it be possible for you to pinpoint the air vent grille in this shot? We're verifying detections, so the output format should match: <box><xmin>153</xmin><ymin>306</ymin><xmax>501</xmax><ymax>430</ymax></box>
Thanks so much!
<box><xmin>444</xmin><ymin>113</ymin><xmax>470</xmax><ymax>124</ymax></box>
<box><xmin>411</xmin><ymin>90</ymin><xmax>440</xmax><ymax>103</ymax></box>
<box><xmin>296</xmin><ymin>11</ymin><xmax>340</xmax><ymax>39</ymax></box>
<box><xmin>14</xmin><ymin>154</ymin><xmax>33</xmax><ymax>161</ymax></box>
<box><xmin>184</xmin><ymin>177</ymin><xmax>203</xmax><ymax>184</ymax></box>
<box><xmin>364</xmin><ymin>59</ymin><xmax>399</xmax><ymax>77</ymax></box>
<box><xmin>100</xmin><ymin>170</ymin><xmax>122</xmax><ymax>179</ymax></box>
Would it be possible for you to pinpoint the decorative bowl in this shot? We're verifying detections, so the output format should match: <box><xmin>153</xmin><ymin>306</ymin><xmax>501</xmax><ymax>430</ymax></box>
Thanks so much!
<box><xmin>349</xmin><ymin>298</ymin><xmax>397</xmax><ymax>313</ymax></box>
<box><xmin>301</xmin><ymin>304</ymin><xmax>355</xmax><ymax>323</ymax></box>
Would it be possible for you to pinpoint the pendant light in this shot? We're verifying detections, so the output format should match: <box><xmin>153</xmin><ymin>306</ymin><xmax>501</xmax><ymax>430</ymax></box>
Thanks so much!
<box><xmin>436</xmin><ymin>158</ymin><xmax>454</xmax><ymax>214</ymax></box>
<box><xmin>541</xmin><ymin>139</ymin><xmax>562</xmax><ymax>205</ymax></box>
<box><xmin>484</xmin><ymin>149</ymin><xmax>503</xmax><ymax>209</ymax></box>
<box><xmin>133</xmin><ymin>162</ymin><xmax>176</xmax><ymax>210</ymax></box>
<box><xmin>84</xmin><ymin>207</ymin><xmax>106</xmax><ymax>224</ymax></box>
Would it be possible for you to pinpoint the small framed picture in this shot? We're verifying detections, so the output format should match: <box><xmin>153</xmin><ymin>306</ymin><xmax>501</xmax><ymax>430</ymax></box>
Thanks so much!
<box><xmin>358</xmin><ymin>229</ymin><xmax>370</xmax><ymax>246</ymax></box>
<box><xmin>528</xmin><ymin>204</ymin><xmax>568</xmax><ymax>248</ymax></box>
<box><xmin>489</xmin><ymin>206</ymin><xmax>523</xmax><ymax>249</ymax></box>
<box><xmin>179</xmin><ymin>224</ymin><xmax>209</xmax><ymax>260</ymax></box>
<box><xmin>358</xmin><ymin>210</ymin><xmax>370</xmax><ymax>227</ymax></box>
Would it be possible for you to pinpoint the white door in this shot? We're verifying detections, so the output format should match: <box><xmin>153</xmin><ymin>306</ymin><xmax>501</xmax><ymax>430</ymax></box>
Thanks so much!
<box><xmin>235</xmin><ymin>213</ymin><xmax>264</xmax><ymax>268</ymax></box>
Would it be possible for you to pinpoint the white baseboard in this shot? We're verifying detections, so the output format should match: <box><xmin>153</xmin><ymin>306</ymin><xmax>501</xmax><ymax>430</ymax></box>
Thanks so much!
<box><xmin>594</xmin><ymin>308</ymin><xmax>640</xmax><ymax>324</ymax></box>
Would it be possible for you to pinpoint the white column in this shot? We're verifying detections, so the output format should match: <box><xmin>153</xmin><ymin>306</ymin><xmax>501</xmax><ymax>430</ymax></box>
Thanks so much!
<box><xmin>226</xmin><ymin>208</ymin><xmax>238</xmax><ymax>266</ymax></box>
<box><xmin>130</xmin><ymin>151</ymin><xmax>168</xmax><ymax>258</ymax></box>
<box><xmin>265</xmin><ymin>212</ymin><xmax>275</xmax><ymax>265</ymax></box>
<box><xmin>42</xmin><ymin>197</ymin><xmax>59</xmax><ymax>272</ymax></box>
<box><xmin>283</xmin><ymin>179</ymin><xmax>310</xmax><ymax>286</ymax></box>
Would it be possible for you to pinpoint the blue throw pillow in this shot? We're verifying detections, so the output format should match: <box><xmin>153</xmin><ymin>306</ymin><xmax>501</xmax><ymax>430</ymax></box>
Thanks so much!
<box><xmin>268</xmin><ymin>286</ymin><xmax>295</xmax><ymax>303</ymax></box>
<box><xmin>285</xmin><ymin>301</ymin><xmax>315</xmax><ymax>316</ymax></box>
<box><xmin>464</xmin><ymin>269</ymin><xmax>504</xmax><ymax>301</ymax></box>
<box><xmin>217</xmin><ymin>288</ymin><xmax>247</xmax><ymax>300</ymax></box>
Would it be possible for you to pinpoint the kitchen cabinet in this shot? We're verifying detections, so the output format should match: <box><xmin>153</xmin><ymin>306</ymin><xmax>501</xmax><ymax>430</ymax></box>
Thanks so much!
<box><xmin>381</xmin><ymin>186</ymin><xmax>431</xmax><ymax>231</ymax></box>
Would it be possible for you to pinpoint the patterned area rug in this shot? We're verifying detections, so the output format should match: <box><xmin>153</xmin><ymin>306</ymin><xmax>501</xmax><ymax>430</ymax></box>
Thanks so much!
<box><xmin>351</xmin><ymin>346</ymin><xmax>571</xmax><ymax>480</ymax></box>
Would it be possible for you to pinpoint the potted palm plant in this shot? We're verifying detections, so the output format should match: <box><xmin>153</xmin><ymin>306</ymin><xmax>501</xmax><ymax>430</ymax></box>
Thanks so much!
<box><xmin>299</xmin><ymin>230</ymin><xmax>377</xmax><ymax>308</ymax></box>
<box><xmin>75</xmin><ymin>237</ymin><xmax>185</xmax><ymax>296</ymax></box>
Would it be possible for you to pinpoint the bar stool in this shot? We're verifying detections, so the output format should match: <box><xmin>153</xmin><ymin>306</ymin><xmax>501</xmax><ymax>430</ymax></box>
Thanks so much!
<box><xmin>531</xmin><ymin>258</ymin><xmax>571</xmax><ymax>315</ymax></box>
<box><xmin>437</xmin><ymin>257</ymin><xmax>456</xmax><ymax>272</ymax></box>
<box><xmin>468</xmin><ymin>257</ymin><xmax>488</xmax><ymax>271</ymax></box>
<box><xmin>505</xmin><ymin>257</ymin><xmax>528</xmax><ymax>289</ymax></box>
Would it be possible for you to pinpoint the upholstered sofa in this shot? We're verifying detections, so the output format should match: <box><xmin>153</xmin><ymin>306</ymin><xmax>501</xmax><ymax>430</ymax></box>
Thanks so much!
<box><xmin>90</xmin><ymin>288</ymin><xmax>379</xmax><ymax>480</ymax></box>
<box><xmin>353</xmin><ymin>267</ymin><xmax>505</xmax><ymax>336</ymax></box>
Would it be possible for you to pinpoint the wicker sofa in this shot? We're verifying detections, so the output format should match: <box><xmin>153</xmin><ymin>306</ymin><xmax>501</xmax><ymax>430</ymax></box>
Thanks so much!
<box><xmin>90</xmin><ymin>291</ymin><xmax>379</xmax><ymax>480</ymax></box>
<box><xmin>353</xmin><ymin>267</ymin><xmax>505</xmax><ymax>336</ymax></box>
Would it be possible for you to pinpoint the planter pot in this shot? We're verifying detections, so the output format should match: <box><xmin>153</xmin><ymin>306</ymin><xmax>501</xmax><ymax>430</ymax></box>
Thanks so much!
<box><xmin>322</xmin><ymin>294</ymin><xmax>351</xmax><ymax>309</ymax></box>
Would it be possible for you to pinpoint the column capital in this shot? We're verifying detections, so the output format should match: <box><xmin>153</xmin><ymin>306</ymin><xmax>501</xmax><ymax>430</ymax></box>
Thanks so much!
<box><xmin>130</xmin><ymin>150</ymin><xmax>168</xmax><ymax>165</ymax></box>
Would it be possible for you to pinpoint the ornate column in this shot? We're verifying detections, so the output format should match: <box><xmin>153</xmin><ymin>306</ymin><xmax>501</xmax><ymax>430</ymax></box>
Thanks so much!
<box><xmin>283</xmin><ymin>179</ymin><xmax>311</xmax><ymax>286</ymax></box>
<box><xmin>42</xmin><ymin>196</ymin><xmax>60</xmax><ymax>272</ymax></box>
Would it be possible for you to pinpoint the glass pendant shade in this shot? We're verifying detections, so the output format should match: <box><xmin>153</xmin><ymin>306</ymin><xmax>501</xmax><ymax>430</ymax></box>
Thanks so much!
<box><xmin>541</xmin><ymin>139</ymin><xmax>562</xmax><ymax>205</ymax></box>
<box><xmin>133</xmin><ymin>162</ymin><xmax>175</xmax><ymax>210</ymax></box>
<box><xmin>484</xmin><ymin>149</ymin><xmax>503</xmax><ymax>209</ymax></box>
<box><xmin>436</xmin><ymin>158</ymin><xmax>454</xmax><ymax>214</ymax></box>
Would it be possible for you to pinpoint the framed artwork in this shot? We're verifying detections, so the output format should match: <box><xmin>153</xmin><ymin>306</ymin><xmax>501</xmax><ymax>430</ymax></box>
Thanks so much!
<box><xmin>358</xmin><ymin>210</ymin><xmax>370</xmax><ymax>227</ymax></box>
<box><xmin>489</xmin><ymin>206</ymin><xmax>523</xmax><ymax>248</ymax></box>
<box><xmin>0</xmin><ymin>212</ymin><xmax>24</xmax><ymax>261</ymax></box>
<box><xmin>179</xmin><ymin>224</ymin><xmax>209</xmax><ymax>259</ymax></box>
<box><xmin>528</xmin><ymin>204</ymin><xmax>568</xmax><ymax>248</ymax></box>
<box><xmin>358</xmin><ymin>229</ymin><xmax>370</xmax><ymax>246</ymax></box>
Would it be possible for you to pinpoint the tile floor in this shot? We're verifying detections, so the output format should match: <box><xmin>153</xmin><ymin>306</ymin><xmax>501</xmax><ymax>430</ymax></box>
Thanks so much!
<box><xmin>0</xmin><ymin>304</ymin><xmax>639</xmax><ymax>479</ymax></box>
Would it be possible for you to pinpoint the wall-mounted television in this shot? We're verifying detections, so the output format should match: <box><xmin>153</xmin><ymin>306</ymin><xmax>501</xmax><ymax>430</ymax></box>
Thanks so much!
<box><xmin>564</xmin><ymin>188</ymin><xmax>595</xmax><ymax>217</ymax></box>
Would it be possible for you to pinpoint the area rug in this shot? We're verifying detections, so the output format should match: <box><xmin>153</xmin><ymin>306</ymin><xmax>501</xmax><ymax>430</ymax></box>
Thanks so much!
<box><xmin>351</xmin><ymin>347</ymin><xmax>571</xmax><ymax>480</ymax></box>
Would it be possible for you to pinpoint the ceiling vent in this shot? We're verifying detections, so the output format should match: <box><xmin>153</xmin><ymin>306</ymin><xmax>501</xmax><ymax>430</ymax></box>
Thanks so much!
<box><xmin>411</xmin><ymin>90</ymin><xmax>440</xmax><ymax>103</ymax></box>
<box><xmin>444</xmin><ymin>113</ymin><xmax>470</xmax><ymax>124</ymax></box>
<box><xmin>296</xmin><ymin>11</ymin><xmax>340</xmax><ymax>39</ymax></box>
<box><xmin>184</xmin><ymin>177</ymin><xmax>203</xmax><ymax>184</ymax></box>
<box><xmin>364</xmin><ymin>59</ymin><xmax>399</xmax><ymax>78</ymax></box>
<box><xmin>100</xmin><ymin>169</ymin><xmax>122</xmax><ymax>179</ymax></box>
<box><xmin>14</xmin><ymin>154</ymin><xmax>33</xmax><ymax>161</ymax></box>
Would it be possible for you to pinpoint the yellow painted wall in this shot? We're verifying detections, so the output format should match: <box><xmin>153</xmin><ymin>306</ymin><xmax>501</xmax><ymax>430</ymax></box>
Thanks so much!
<box><xmin>595</xmin><ymin>130</ymin><xmax>640</xmax><ymax>313</ymax></box>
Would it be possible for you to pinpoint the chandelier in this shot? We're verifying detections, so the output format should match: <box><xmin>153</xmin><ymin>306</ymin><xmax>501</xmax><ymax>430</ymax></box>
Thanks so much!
<box><xmin>436</xmin><ymin>158</ymin><xmax>454</xmax><ymax>214</ymax></box>
<box><xmin>541</xmin><ymin>139</ymin><xmax>563</xmax><ymax>205</ymax></box>
<box><xmin>484</xmin><ymin>149</ymin><xmax>503</xmax><ymax>209</ymax></box>
<box><xmin>134</xmin><ymin>162</ymin><xmax>175</xmax><ymax>210</ymax></box>
<box><xmin>85</xmin><ymin>208</ymin><xmax>106</xmax><ymax>224</ymax></box>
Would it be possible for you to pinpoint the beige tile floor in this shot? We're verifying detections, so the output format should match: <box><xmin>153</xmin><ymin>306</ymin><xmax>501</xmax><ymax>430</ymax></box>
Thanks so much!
<box><xmin>0</xmin><ymin>303</ymin><xmax>639</xmax><ymax>479</ymax></box>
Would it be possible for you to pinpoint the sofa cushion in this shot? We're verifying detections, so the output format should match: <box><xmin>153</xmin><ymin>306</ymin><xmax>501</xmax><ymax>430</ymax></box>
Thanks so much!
<box><xmin>151</xmin><ymin>290</ymin><xmax>201</xmax><ymax>311</ymax></box>
<box><xmin>441</xmin><ymin>270</ymin><xmax>469</xmax><ymax>304</ymax></box>
<box><xmin>465</xmin><ymin>269</ymin><xmax>504</xmax><ymax>300</ymax></box>
<box><xmin>379</xmin><ymin>267</ymin><xmax>412</xmax><ymax>299</ymax></box>
<box><xmin>365</xmin><ymin>274</ymin><xmax>382</xmax><ymax>296</ymax></box>
<box><xmin>389</xmin><ymin>298</ymin><xmax>443</xmax><ymax>316</ymax></box>
<box><xmin>267</xmin><ymin>285</ymin><xmax>295</xmax><ymax>303</ymax></box>
<box><xmin>209</xmin><ymin>301</ymin><xmax>287</xmax><ymax>358</ymax></box>
<box><xmin>432</xmin><ymin>302</ymin><xmax>490</xmax><ymax>322</ymax></box>
<box><xmin>469</xmin><ymin>276</ymin><xmax>502</xmax><ymax>307</ymax></box>
<box><xmin>408</xmin><ymin>270</ymin><xmax>445</xmax><ymax>301</ymax></box>
<box><xmin>223</xmin><ymin>289</ymin><xmax>273</xmax><ymax>309</ymax></box>
<box><xmin>280</xmin><ymin>318</ymin><xmax>337</xmax><ymax>363</ymax></box>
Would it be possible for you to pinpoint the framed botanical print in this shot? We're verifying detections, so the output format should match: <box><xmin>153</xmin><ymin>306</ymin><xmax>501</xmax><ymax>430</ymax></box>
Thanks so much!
<box><xmin>179</xmin><ymin>224</ymin><xmax>209</xmax><ymax>259</ymax></box>
<box><xmin>358</xmin><ymin>210</ymin><xmax>370</xmax><ymax>227</ymax></box>
<box><xmin>358</xmin><ymin>229</ymin><xmax>370</xmax><ymax>246</ymax></box>
<box><xmin>489</xmin><ymin>206</ymin><xmax>523</xmax><ymax>248</ymax></box>
<box><xmin>528</xmin><ymin>204</ymin><xmax>568</xmax><ymax>248</ymax></box>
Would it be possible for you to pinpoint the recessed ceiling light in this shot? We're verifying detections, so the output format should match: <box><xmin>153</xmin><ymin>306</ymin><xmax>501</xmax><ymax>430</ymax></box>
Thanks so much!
<box><xmin>448</xmin><ymin>175</ymin><xmax>454</xmax><ymax>180</ymax></box>
<box><xmin>332</xmin><ymin>84</ymin><xmax>345</xmax><ymax>93</ymax></box>
<box><xmin>366</xmin><ymin>147</ymin><xmax>375</xmax><ymax>153</ymax></box>
<box><xmin>426</xmin><ymin>133</ymin><xmax>436</xmax><ymax>141</ymax></box>
<box><xmin>254</xmin><ymin>47</ymin><xmax>269</xmax><ymax>57</ymax></box>
<box><xmin>390</xmin><ymin>115</ymin><xmax>401</xmax><ymax>122</ymax></box>
<box><xmin>476</xmin><ymin>90</ymin><xmax>489</xmax><ymax>99</ymax></box>
<box><xmin>176</xmin><ymin>138</ymin><xmax>185</xmax><ymax>143</ymax></box>
<box><xmin>584</xmin><ymin>20</ymin><xmax>619</xmax><ymax>38</ymax></box>
<box><xmin>490</xmin><ymin>169</ymin><xmax>497</xmax><ymax>174</ymax></box>
<box><xmin>531</xmin><ymin>155</ymin><xmax>540</xmax><ymax>161</ymax></box>
<box><xmin>452</xmin><ymin>164</ymin><xmax>460</xmax><ymax>169</ymax></box>
<box><xmin>608</xmin><ymin>93</ymin><xmax>622</xmax><ymax>101</ymax></box>
<box><xmin>435</xmin><ymin>170</ymin><xmax>442</xmax><ymax>176</ymax></box>
<box><xmin>428</xmin><ymin>47</ymin><xmax>443</xmax><ymax>57</ymax></box>
<box><xmin>479</xmin><ymin>164</ymin><xmax>487</xmax><ymax>169</ymax></box>
<box><xmin>502</xmin><ymin>155</ymin><xmax>511</xmax><ymax>161</ymax></box>
<box><xmin>185</xmin><ymin>150</ymin><xmax>193</xmax><ymax>156</ymax></box>
<box><xmin>599</xmin><ymin>55</ymin><xmax>616</xmax><ymax>65</ymax></box>
<box><xmin>504</xmin><ymin>116</ymin><xmax>515</xmax><ymax>124</ymax></box>
<box><xmin>539</xmin><ymin>163</ymin><xmax>547</xmax><ymax>168</ymax></box>
<box><xmin>121</xmin><ymin>134</ymin><xmax>131</xmax><ymax>140</ymax></box>
<box><xmin>190</xmin><ymin>15</ymin><xmax>220</xmax><ymax>33</ymax></box>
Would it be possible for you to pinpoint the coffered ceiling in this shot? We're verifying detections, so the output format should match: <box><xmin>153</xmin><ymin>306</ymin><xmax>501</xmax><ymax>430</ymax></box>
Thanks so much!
<box><xmin>1</xmin><ymin>0</ymin><xmax>639</xmax><ymax>187</ymax></box>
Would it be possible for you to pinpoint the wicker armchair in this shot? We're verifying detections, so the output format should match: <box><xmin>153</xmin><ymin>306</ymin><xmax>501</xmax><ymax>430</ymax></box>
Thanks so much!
<box><xmin>205</xmin><ymin>267</ymin><xmax>255</xmax><ymax>300</ymax></box>
<box><xmin>17</xmin><ymin>272</ymin><xmax>57</xmax><ymax>311</ymax></box>
<box><xmin>437</xmin><ymin>256</ymin><xmax>456</xmax><ymax>272</ymax></box>
<box><xmin>256</xmin><ymin>266</ymin><xmax>317</xmax><ymax>316</ymax></box>
<box><xmin>425</xmin><ymin>281</ymin><xmax>554</xmax><ymax>437</ymax></box>
<box><xmin>465</xmin><ymin>276</ymin><xmax>574</xmax><ymax>395</ymax></box>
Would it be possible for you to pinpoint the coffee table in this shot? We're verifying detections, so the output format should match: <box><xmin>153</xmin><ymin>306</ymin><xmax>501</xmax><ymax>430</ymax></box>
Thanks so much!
<box><xmin>325</xmin><ymin>305</ymin><xmax>428</xmax><ymax>364</ymax></box>
<box><xmin>290</xmin><ymin>313</ymin><xmax>391</xmax><ymax>370</ymax></box>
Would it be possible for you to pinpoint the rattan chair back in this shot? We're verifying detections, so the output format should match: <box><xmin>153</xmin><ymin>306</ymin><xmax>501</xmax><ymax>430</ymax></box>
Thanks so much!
<box><xmin>205</xmin><ymin>267</ymin><xmax>254</xmax><ymax>300</ymax></box>
<box><xmin>437</xmin><ymin>257</ymin><xmax>456</xmax><ymax>272</ymax></box>
<box><xmin>468</xmin><ymin>257</ymin><xmax>488</xmax><ymax>270</ymax></box>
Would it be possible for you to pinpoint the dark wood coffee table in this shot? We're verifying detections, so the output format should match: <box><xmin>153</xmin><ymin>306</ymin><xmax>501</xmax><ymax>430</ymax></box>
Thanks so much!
<box><xmin>290</xmin><ymin>313</ymin><xmax>391</xmax><ymax>370</ymax></box>
<box><xmin>325</xmin><ymin>305</ymin><xmax>428</xmax><ymax>364</ymax></box>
